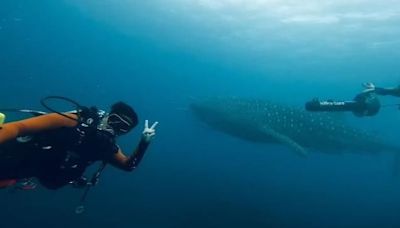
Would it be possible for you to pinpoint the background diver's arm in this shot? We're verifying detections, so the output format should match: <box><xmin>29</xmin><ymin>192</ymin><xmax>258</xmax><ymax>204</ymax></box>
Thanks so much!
<box><xmin>363</xmin><ymin>82</ymin><xmax>400</xmax><ymax>97</ymax></box>
<box><xmin>375</xmin><ymin>86</ymin><xmax>400</xmax><ymax>97</ymax></box>
<box><xmin>0</xmin><ymin>113</ymin><xmax>77</xmax><ymax>144</ymax></box>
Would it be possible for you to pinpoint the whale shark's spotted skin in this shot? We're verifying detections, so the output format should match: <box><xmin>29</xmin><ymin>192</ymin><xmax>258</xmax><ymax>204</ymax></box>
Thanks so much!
<box><xmin>191</xmin><ymin>97</ymin><xmax>397</xmax><ymax>156</ymax></box>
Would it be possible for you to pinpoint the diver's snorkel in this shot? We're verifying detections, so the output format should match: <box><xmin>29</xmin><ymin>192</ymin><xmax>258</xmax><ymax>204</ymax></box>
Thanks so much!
<box><xmin>305</xmin><ymin>91</ymin><xmax>381</xmax><ymax>117</ymax></box>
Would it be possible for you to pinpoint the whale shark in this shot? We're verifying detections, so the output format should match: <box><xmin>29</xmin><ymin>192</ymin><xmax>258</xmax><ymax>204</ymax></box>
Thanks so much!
<box><xmin>190</xmin><ymin>97</ymin><xmax>399</xmax><ymax>157</ymax></box>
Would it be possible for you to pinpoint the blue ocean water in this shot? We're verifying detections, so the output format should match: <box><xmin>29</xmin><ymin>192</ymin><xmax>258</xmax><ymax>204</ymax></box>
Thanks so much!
<box><xmin>1</xmin><ymin>1</ymin><xmax>400</xmax><ymax>227</ymax></box>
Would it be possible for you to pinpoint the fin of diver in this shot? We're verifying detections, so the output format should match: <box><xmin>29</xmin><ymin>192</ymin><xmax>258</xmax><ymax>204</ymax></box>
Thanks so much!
<box><xmin>260</xmin><ymin>126</ymin><xmax>308</xmax><ymax>157</ymax></box>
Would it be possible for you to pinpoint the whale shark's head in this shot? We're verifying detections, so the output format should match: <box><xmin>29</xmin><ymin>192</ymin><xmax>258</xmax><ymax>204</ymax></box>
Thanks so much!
<box><xmin>190</xmin><ymin>98</ymin><xmax>270</xmax><ymax>141</ymax></box>
<box><xmin>190</xmin><ymin>100</ymin><xmax>226</xmax><ymax>125</ymax></box>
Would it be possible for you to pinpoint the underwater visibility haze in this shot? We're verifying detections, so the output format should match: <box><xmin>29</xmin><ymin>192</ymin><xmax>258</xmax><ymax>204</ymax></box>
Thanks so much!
<box><xmin>2</xmin><ymin>0</ymin><xmax>400</xmax><ymax>227</ymax></box>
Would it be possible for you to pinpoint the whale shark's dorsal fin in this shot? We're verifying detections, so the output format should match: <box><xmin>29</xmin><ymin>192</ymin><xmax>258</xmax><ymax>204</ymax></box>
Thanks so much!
<box><xmin>260</xmin><ymin>126</ymin><xmax>308</xmax><ymax>157</ymax></box>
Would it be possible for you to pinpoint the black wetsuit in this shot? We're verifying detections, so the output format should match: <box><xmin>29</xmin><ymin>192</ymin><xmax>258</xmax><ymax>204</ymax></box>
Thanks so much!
<box><xmin>0</xmin><ymin>126</ymin><xmax>118</xmax><ymax>189</ymax></box>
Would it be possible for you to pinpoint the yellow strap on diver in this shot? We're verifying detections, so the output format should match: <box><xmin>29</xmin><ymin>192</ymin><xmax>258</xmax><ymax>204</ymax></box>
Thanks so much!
<box><xmin>0</xmin><ymin>112</ymin><xmax>5</xmax><ymax>128</ymax></box>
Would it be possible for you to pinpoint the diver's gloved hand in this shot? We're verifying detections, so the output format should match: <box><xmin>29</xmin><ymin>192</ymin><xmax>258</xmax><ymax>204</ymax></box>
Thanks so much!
<box><xmin>362</xmin><ymin>82</ymin><xmax>376</xmax><ymax>93</ymax></box>
<box><xmin>142</xmin><ymin>120</ymin><xmax>159</xmax><ymax>143</ymax></box>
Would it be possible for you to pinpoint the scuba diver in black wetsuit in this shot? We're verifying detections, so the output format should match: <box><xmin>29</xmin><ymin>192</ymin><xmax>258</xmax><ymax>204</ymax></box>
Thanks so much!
<box><xmin>305</xmin><ymin>82</ymin><xmax>400</xmax><ymax>117</ymax></box>
<box><xmin>0</xmin><ymin>96</ymin><xmax>158</xmax><ymax>198</ymax></box>
<box><xmin>305</xmin><ymin>87</ymin><xmax>380</xmax><ymax>117</ymax></box>
<box><xmin>0</xmin><ymin>99</ymin><xmax>158</xmax><ymax>189</ymax></box>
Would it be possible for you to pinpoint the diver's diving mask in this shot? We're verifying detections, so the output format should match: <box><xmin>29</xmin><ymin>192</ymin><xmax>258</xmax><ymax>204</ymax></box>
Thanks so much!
<box><xmin>106</xmin><ymin>113</ymin><xmax>134</xmax><ymax>135</ymax></box>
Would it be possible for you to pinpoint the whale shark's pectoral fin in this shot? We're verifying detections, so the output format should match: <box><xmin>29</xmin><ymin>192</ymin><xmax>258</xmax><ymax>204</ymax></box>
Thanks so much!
<box><xmin>261</xmin><ymin>127</ymin><xmax>308</xmax><ymax>157</ymax></box>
